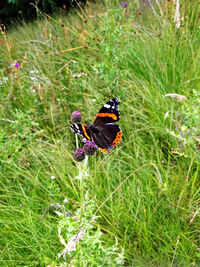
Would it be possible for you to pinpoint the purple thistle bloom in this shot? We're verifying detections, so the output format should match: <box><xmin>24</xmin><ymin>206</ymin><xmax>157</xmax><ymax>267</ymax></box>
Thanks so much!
<box><xmin>120</xmin><ymin>2</ymin><xmax>128</xmax><ymax>7</ymax></box>
<box><xmin>73</xmin><ymin>148</ymin><xmax>85</xmax><ymax>162</ymax></box>
<box><xmin>14</xmin><ymin>61</ymin><xmax>20</xmax><ymax>68</ymax></box>
<box><xmin>71</xmin><ymin>110</ymin><xmax>82</xmax><ymax>123</ymax></box>
<box><xmin>83</xmin><ymin>140</ymin><xmax>97</xmax><ymax>156</ymax></box>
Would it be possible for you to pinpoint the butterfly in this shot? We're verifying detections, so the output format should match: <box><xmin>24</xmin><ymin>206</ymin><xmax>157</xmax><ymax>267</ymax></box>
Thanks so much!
<box><xmin>70</xmin><ymin>98</ymin><xmax>122</xmax><ymax>154</ymax></box>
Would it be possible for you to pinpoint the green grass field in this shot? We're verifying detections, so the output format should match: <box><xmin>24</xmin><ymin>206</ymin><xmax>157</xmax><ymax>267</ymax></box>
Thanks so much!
<box><xmin>1</xmin><ymin>0</ymin><xmax>200</xmax><ymax>266</ymax></box>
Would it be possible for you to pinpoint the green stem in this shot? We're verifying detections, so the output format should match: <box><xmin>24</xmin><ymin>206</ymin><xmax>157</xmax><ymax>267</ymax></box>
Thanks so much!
<box><xmin>75</xmin><ymin>134</ymin><xmax>89</xmax><ymax>226</ymax></box>
<box><xmin>79</xmin><ymin>155</ymin><xmax>88</xmax><ymax>226</ymax></box>
<box><xmin>75</xmin><ymin>134</ymin><xmax>79</xmax><ymax>149</ymax></box>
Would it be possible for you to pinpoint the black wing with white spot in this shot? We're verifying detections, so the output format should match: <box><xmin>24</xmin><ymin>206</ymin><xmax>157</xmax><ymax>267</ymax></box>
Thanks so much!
<box><xmin>93</xmin><ymin>98</ymin><xmax>120</xmax><ymax>126</ymax></box>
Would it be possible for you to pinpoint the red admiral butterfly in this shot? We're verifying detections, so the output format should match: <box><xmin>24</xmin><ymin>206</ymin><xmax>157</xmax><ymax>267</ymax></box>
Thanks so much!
<box><xmin>70</xmin><ymin>98</ymin><xmax>122</xmax><ymax>154</ymax></box>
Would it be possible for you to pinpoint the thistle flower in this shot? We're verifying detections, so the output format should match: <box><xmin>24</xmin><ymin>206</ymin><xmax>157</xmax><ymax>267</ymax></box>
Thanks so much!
<box><xmin>83</xmin><ymin>140</ymin><xmax>97</xmax><ymax>156</ymax></box>
<box><xmin>74</xmin><ymin>148</ymin><xmax>85</xmax><ymax>162</ymax></box>
<box><xmin>14</xmin><ymin>61</ymin><xmax>20</xmax><ymax>68</ymax></box>
<box><xmin>71</xmin><ymin>110</ymin><xmax>82</xmax><ymax>123</ymax></box>
<box><xmin>120</xmin><ymin>2</ymin><xmax>128</xmax><ymax>7</ymax></box>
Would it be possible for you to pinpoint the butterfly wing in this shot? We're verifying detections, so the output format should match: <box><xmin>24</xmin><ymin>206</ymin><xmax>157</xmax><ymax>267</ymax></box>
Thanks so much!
<box><xmin>93</xmin><ymin>98</ymin><xmax>120</xmax><ymax>126</ymax></box>
<box><xmin>70</xmin><ymin>98</ymin><xmax>122</xmax><ymax>154</ymax></box>
<box><xmin>70</xmin><ymin>124</ymin><xmax>91</xmax><ymax>141</ymax></box>
<box><xmin>91</xmin><ymin>124</ymin><xmax>122</xmax><ymax>154</ymax></box>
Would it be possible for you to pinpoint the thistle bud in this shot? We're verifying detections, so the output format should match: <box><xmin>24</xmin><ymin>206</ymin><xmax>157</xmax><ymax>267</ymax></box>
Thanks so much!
<box><xmin>83</xmin><ymin>140</ymin><xmax>97</xmax><ymax>156</ymax></box>
<box><xmin>73</xmin><ymin>148</ymin><xmax>85</xmax><ymax>162</ymax></box>
<box><xmin>71</xmin><ymin>110</ymin><xmax>82</xmax><ymax>123</ymax></box>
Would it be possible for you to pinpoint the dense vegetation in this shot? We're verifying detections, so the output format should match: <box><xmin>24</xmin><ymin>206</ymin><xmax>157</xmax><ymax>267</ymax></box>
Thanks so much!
<box><xmin>0</xmin><ymin>0</ymin><xmax>87</xmax><ymax>26</ymax></box>
<box><xmin>0</xmin><ymin>0</ymin><xmax>200</xmax><ymax>265</ymax></box>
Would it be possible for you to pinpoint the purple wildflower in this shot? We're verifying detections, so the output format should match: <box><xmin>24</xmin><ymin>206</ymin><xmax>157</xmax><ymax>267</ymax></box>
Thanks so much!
<box><xmin>71</xmin><ymin>110</ymin><xmax>82</xmax><ymax>123</ymax></box>
<box><xmin>14</xmin><ymin>61</ymin><xmax>20</xmax><ymax>68</ymax></box>
<box><xmin>83</xmin><ymin>140</ymin><xmax>97</xmax><ymax>156</ymax></box>
<box><xmin>73</xmin><ymin>148</ymin><xmax>85</xmax><ymax>162</ymax></box>
<box><xmin>120</xmin><ymin>2</ymin><xmax>128</xmax><ymax>7</ymax></box>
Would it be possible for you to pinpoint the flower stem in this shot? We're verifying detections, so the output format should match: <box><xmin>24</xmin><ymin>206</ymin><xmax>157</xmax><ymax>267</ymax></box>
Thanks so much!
<box><xmin>75</xmin><ymin>134</ymin><xmax>79</xmax><ymax>148</ymax></box>
<box><xmin>75</xmin><ymin>135</ymin><xmax>89</xmax><ymax>225</ymax></box>
<box><xmin>79</xmin><ymin>155</ymin><xmax>88</xmax><ymax>225</ymax></box>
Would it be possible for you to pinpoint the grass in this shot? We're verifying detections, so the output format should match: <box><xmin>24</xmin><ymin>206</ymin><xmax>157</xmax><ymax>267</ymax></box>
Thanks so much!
<box><xmin>0</xmin><ymin>0</ymin><xmax>200</xmax><ymax>265</ymax></box>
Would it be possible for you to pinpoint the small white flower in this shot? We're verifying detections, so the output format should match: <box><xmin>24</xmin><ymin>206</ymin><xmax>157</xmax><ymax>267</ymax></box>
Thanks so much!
<box><xmin>72</xmin><ymin>73</ymin><xmax>83</xmax><ymax>78</ymax></box>
<box><xmin>57</xmin><ymin>98</ymin><xmax>61</xmax><ymax>102</ymax></box>
<box><xmin>51</xmin><ymin>175</ymin><xmax>56</xmax><ymax>180</ymax></box>
<box><xmin>30</xmin><ymin>69</ymin><xmax>39</xmax><ymax>74</ymax></box>
<box><xmin>92</xmin><ymin>99</ymin><xmax>96</xmax><ymax>102</ymax></box>
<box><xmin>3</xmin><ymin>77</ymin><xmax>8</xmax><ymax>83</ymax></box>
<box><xmin>63</xmin><ymin>198</ymin><xmax>68</xmax><ymax>203</ymax></box>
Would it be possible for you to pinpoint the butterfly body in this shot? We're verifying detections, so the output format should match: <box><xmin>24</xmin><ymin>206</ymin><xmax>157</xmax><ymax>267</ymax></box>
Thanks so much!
<box><xmin>70</xmin><ymin>98</ymin><xmax>122</xmax><ymax>154</ymax></box>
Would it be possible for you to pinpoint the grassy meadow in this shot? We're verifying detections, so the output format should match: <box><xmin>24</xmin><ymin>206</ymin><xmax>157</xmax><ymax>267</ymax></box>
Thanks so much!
<box><xmin>0</xmin><ymin>0</ymin><xmax>200</xmax><ymax>265</ymax></box>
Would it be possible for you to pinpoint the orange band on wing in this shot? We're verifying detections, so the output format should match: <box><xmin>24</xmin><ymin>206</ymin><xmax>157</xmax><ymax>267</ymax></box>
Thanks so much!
<box><xmin>99</xmin><ymin>147</ymin><xmax>110</xmax><ymax>154</ymax></box>
<box><xmin>112</xmin><ymin>130</ymin><xmax>122</xmax><ymax>147</ymax></box>
<box><xmin>99</xmin><ymin>130</ymin><xmax>122</xmax><ymax>153</ymax></box>
<box><xmin>95</xmin><ymin>113</ymin><xmax>118</xmax><ymax>121</ymax></box>
<box><xmin>82</xmin><ymin>125</ymin><xmax>90</xmax><ymax>140</ymax></box>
